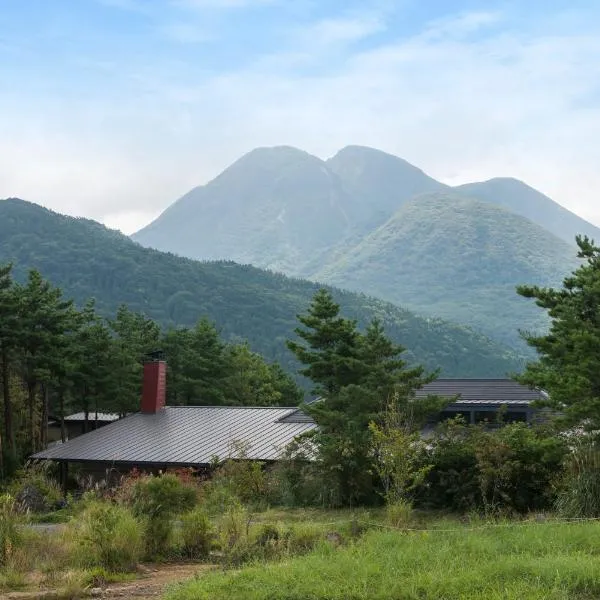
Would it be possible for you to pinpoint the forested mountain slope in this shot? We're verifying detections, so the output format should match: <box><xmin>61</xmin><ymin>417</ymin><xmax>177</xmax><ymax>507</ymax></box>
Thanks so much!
<box><xmin>0</xmin><ymin>198</ymin><xmax>522</xmax><ymax>378</ymax></box>
<box><xmin>455</xmin><ymin>178</ymin><xmax>600</xmax><ymax>246</ymax></box>
<box><xmin>315</xmin><ymin>193</ymin><xmax>580</xmax><ymax>347</ymax></box>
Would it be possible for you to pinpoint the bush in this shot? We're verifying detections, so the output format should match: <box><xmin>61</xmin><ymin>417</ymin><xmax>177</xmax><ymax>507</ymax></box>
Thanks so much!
<box><xmin>0</xmin><ymin>494</ymin><xmax>20</xmax><ymax>566</ymax></box>
<box><xmin>418</xmin><ymin>420</ymin><xmax>566</xmax><ymax>514</ymax></box>
<box><xmin>207</xmin><ymin>455</ymin><xmax>266</xmax><ymax>508</ymax></box>
<box><xmin>123</xmin><ymin>473</ymin><xmax>198</xmax><ymax>558</ymax></box>
<box><xmin>385</xmin><ymin>500</ymin><xmax>414</xmax><ymax>529</ymax></box>
<box><xmin>556</xmin><ymin>439</ymin><xmax>600</xmax><ymax>517</ymax></box>
<box><xmin>9</xmin><ymin>462</ymin><xmax>62</xmax><ymax>514</ymax></box>
<box><xmin>67</xmin><ymin>500</ymin><xmax>143</xmax><ymax>572</ymax></box>
<box><xmin>180</xmin><ymin>507</ymin><xmax>214</xmax><ymax>559</ymax></box>
<box><xmin>265</xmin><ymin>439</ymin><xmax>333</xmax><ymax>507</ymax></box>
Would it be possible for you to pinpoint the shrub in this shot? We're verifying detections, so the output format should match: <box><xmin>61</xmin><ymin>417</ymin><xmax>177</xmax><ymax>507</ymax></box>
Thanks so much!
<box><xmin>207</xmin><ymin>453</ymin><xmax>266</xmax><ymax>508</ymax></box>
<box><xmin>67</xmin><ymin>500</ymin><xmax>143</xmax><ymax>572</ymax></box>
<box><xmin>0</xmin><ymin>494</ymin><xmax>20</xmax><ymax>566</ymax></box>
<box><xmin>123</xmin><ymin>473</ymin><xmax>198</xmax><ymax>558</ymax></box>
<box><xmin>385</xmin><ymin>500</ymin><xmax>414</xmax><ymax>529</ymax></box>
<box><xmin>9</xmin><ymin>461</ymin><xmax>62</xmax><ymax>514</ymax></box>
<box><xmin>180</xmin><ymin>507</ymin><xmax>214</xmax><ymax>559</ymax></box>
<box><xmin>418</xmin><ymin>419</ymin><xmax>566</xmax><ymax>514</ymax></box>
<box><xmin>556</xmin><ymin>439</ymin><xmax>600</xmax><ymax>517</ymax></box>
<box><xmin>265</xmin><ymin>439</ymin><xmax>333</xmax><ymax>507</ymax></box>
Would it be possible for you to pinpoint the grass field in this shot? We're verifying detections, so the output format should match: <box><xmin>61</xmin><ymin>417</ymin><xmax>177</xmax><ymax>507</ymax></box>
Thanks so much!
<box><xmin>165</xmin><ymin>519</ymin><xmax>600</xmax><ymax>600</ymax></box>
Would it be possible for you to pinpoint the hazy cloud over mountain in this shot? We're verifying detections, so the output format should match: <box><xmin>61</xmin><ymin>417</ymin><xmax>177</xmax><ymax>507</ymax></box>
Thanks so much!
<box><xmin>1</xmin><ymin>0</ymin><xmax>599</xmax><ymax>233</ymax></box>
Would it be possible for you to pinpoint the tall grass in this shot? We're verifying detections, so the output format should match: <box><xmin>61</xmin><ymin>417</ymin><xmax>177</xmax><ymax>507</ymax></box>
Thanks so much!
<box><xmin>166</xmin><ymin>520</ymin><xmax>600</xmax><ymax>600</ymax></box>
<box><xmin>556</xmin><ymin>440</ymin><xmax>600</xmax><ymax>517</ymax></box>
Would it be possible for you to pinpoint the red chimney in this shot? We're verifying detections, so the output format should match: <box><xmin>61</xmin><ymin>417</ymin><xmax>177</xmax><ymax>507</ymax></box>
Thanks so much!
<box><xmin>141</xmin><ymin>358</ymin><xmax>166</xmax><ymax>414</ymax></box>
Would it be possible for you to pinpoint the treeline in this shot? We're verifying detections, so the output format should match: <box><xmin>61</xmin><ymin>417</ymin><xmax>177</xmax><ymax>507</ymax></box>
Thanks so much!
<box><xmin>0</xmin><ymin>264</ymin><xmax>302</xmax><ymax>476</ymax></box>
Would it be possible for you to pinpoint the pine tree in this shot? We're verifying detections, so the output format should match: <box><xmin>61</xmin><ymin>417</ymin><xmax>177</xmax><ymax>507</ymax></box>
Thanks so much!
<box><xmin>516</xmin><ymin>235</ymin><xmax>600</xmax><ymax>431</ymax></box>
<box><xmin>286</xmin><ymin>289</ymin><xmax>363</xmax><ymax>396</ymax></box>
<box><xmin>288</xmin><ymin>290</ymin><xmax>438</xmax><ymax>505</ymax></box>
<box><xmin>15</xmin><ymin>270</ymin><xmax>75</xmax><ymax>453</ymax></box>
<box><xmin>68</xmin><ymin>301</ymin><xmax>116</xmax><ymax>434</ymax></box>
<box><xmin>109</xmin><ymin>305</ymin><xmax>160</xmax><ymax>415</ymax></box>
<box><xmin>0</xmin><ymin>263</ymin><xmax>19</xmax><ymax>472</ymax></box>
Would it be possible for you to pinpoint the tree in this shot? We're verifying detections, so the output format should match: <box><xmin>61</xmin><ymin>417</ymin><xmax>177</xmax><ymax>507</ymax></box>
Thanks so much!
<box><xmin>288</xmin><ymin>290</ymin><xmax>438</xmax><ymax>505</ymax></box>
<box><xmin>224</xmin><ymin>343</ymin><xmax>302</xmax><ymax>406</ymax></box>
<box><xmin>162</xmin><ymin>319</ymin><xmax>228</xmax><ymax>406</ymax></box>
<box><xmin>109</xmin><ymin>306</ymin><xmax>160</xmax><ymax>415</ymax></box>
<box><xmin>68</xmin><ymin>302</ymin><xmax>116</xmax><ymax>435</ymax></box>
<box><xmin>287</xmin><ymin>289</ymin><xmax>363</xmax><ymax>396</ymax></box>
<box><xmin>516</xmin><ymin>235</ymin><xmax>600</xmax><ymax>431</ymax></box>
<box><xmin>0</xmin><ymin>264</ymin><xmax>19</xmax><ymax>468</ymax></box>
<box><xmin>15</xmin><ymin>270</ymin><xmax>75</xmax><ymax>452</ymax></box>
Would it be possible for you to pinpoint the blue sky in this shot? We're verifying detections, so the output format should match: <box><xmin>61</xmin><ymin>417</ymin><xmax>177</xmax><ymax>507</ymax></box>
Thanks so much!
<box><xmin>1</xmin><ymin>0</ymin><xmax>599</xmax><ymax>233</ymax></box>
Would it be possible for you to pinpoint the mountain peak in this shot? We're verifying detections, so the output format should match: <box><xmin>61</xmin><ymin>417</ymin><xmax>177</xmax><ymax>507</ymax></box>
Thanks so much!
<box><xmin>455</xmin><ymin>178</ymin><xmax>600</xmax><ymax>246</ymax></box>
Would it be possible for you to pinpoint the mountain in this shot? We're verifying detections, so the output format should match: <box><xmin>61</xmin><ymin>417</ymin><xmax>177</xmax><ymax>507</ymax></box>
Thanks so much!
<box><xmin>455</xmin><ymin>178</ymin><xmax>600</xmax><ymax>246</ymax></box>
<box><xmin>315</xmin><ymin>193</ymin><xmax>580</xmax><ymax>347</ymax></box>
<box><xmin>132</xmin><ymin>145</ymin><xmax>446</xmax><ymax>278</ymax></box>
<box><xmin>131</xmin><ymin>145</ymin><xmax>591</xmax><ymax>351</ymax></box>
<box><xmin>133</xmin><ymin>146</ymin><xmax>360</xmax><ymax>275</ymax></box>
<box><xmin>0</xmin><ymin>198</ymin><xmax>521</xmax><ymax>378</ymax></box>
<box><xmin>326</xmin><ymin>145</ymin><xmax>447</xmax><ymax>228</ymax></box>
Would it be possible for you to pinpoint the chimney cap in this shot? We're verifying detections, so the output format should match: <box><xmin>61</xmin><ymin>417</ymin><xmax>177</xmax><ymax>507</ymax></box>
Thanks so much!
<box><xmin>144</xmin><ymin>349</ymin><xmax>165</xmax><ymax>362</ymax></box>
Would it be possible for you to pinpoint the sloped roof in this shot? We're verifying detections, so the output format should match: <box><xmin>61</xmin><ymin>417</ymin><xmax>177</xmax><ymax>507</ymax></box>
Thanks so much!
<box><xmin>415</xmin><ymin>379</ymin><xmax>545</xmax><ymax>406</ymax></box>
<box><xmin>33</xmin><ymin>406</ymin><xmax>316</xmax><ymax>466</ymax></box>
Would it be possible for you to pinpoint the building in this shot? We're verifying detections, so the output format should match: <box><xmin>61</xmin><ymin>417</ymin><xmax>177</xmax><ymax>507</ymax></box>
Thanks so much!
<box><xmin>417</xmin><ymin>378</ymin><xmax>546</xmax><ymax>425</ymax></box>
<box><xmin>33</xmin><ymin>358</ymin><xmax>316</xmax><ymax>480</ymax></box>
<box><xmin>33</xmin><ymin>363</ymin><xmax>544</xmax><ymax>481</ymax></box>
<box><xmin>47</xmin><ymin>412</ymin><xmax>121</xmax><ymax>442</ymax></box>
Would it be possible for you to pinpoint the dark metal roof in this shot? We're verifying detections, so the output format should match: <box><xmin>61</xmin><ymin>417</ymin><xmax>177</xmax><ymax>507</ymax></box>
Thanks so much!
<box><xmin>33</xmin><ymin>406</ymin><xmax>316</xmax><ymax>465</ymax></box>
<box><xmin>416</xmin><ymin>379</ymin><xmax>546</xmax><ymax>406</ymax></box>
<box><xmin>277</xmin><ymin>408</ymin><xmax>315</xmax><ymax>423</ymax></box>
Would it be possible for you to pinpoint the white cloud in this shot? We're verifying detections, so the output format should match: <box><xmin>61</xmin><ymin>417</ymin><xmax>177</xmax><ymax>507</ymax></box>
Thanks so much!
<box><xmin>2</xmin><ymin>6</ymin><xmax>600</xmax><ymax>234</ymax></box>
<box><xmin>296</xmin><ymin>14</ymin><xmax>386</xmax><ymax>47</ymax></box>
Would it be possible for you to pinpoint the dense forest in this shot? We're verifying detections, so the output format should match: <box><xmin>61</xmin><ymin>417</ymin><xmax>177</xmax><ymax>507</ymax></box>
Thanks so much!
<box><xmin>0</xmin><ymin>263</ymin><xmax>301</xmax><ymax>476</ymax></box>
<box><xmin>0</xmin><ymin>198</ymin><xmax>522</xmax><ymax>378</ymax></box>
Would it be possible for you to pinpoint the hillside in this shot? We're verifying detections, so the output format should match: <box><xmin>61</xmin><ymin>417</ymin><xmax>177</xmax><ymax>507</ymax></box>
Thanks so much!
<box><xmin>455</xmin><ymin>178</ymin><xmax>600</xmax><ymax>246</ymax></box>
<box><xmin>315</xmin><ymin>193</ymin><xmax>580</xmax><ymax>347</ymax></box>
<box><xmin>131</xmin><ymin>145</ymin><xmax>590</xmax><ymax>351</ymax></box>
<box><xmin>0</xmin><ymin>198</ymin><xmax>521</xmax><ymax>378</ymax></box>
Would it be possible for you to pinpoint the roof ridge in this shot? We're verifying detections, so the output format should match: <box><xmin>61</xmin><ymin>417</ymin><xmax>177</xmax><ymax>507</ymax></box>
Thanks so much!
<box><xmin>162</xmin><ymin>405</ymin><xmax>300</xmax><ymax>410</ymax></box>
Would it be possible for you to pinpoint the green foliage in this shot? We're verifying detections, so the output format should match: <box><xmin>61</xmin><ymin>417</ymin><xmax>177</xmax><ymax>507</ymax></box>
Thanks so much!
<box><xmin>179</xmin><ymin>507</ymin><xmax>214</xmax><ymax>559</ymax></box>
<box><xmin>124</xmin><ymin>473</ymin><xmax>197</xmax><ymax>558</ymax></box>
<box><xmin>0</xmin><ymin>198</ymin><xmax>523</xmax><ymax>385</ymax></box>
<box><xmin>264</xmin><ymin>438</ymin><xmax>326</xmax><ymax>507</ymax></box>
<box><xmin>384</xmin><ymin>500</ymin><xmax>415</xmax><ymax>529</ymax></box>
<box><xmin>209</xmin><ymin>458</ymin><xmax>267</xmax><ymax>508</ymax></box>
<box><xmin>517</xmin><ymin>235</ymin><xmax>600</xmax><ymax>431</ymax></box>
<box><xmin>0</xmin><ymin>256</ymin><xmax>304</xmax><ymax>472</ymax></box>
<box><xmin>8</xmin><ymin>461</ymin><xmax>62</xmax><ymax>513</ymax></box>
<box><xmin>0</xmin><ymin>494</ymin><xmax>20</xmax><ymax>566</ymax></box>
<box><xmin>314</xmin><ymin>193</ymin><xmax>579</xmax><ymax>351</ymax></box>
<box><xmin>369</xmin><ymin>393</ymin><xmax>435</xmax><ymax>505</ymax></box>
<box><xmin>420</xmin><ymin>420</ymin><xmax>567</xmax><ymax>514</ymax></box>
<box><xmin>288</xmin><ymin>291</ymin><xmax>439</xmax><ymax>506</ymax></box>
<box><xmin>165</xmin><ymin>521</ymin><xmax>600</xmax><ymax>600</ymax></box>
<box><xmin>555</xmin><ymin>439</ymin><xmax>600</xmax><ymax>518</ymax></box>
<box><xmin>66</xmin><ymin>500</ymin><xmax>143</xmax><ymax>572</ymax></box>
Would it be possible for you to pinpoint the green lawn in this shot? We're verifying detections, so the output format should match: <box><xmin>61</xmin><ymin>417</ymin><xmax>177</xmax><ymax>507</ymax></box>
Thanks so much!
<box><xmin>165</xmin><ymin>520</ymin><xmax>600</xmax><ymax>600</ymax></box>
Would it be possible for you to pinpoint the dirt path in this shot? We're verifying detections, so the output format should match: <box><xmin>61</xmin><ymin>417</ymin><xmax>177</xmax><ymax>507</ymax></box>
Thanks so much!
<box><xmin>3</xmin><ymin>562</ymin><xmax>215</xmax><ymax>600</ymax></box>
<box><xmin>100</xmin><ymin>563</ymin><xmax>215</xmax><ymax>599</ymax></box>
